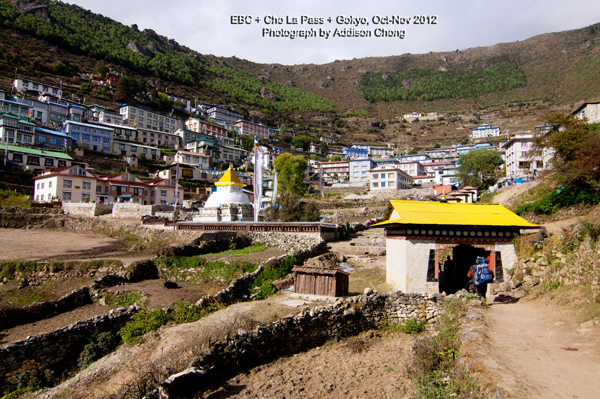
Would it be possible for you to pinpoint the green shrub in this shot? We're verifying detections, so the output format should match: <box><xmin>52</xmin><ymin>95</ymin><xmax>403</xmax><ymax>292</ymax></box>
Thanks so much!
<box><xmin>407</xmin><ymin>300</ymin><xmax>485</xmax><ymax>398</ymax></box>
<box><xmin>119</xmin><ymin>309</ymin><xmax>169</xmax><ymax>344</ymax></box>
<box><xmin>401</xmin><ymin>318</ymin><xmax>427</xmax><ymax>334</ymax></box>
<box><xmin>170</xmin><ymin>301</ymin><xmax>202</xmax><ymax>324</ymax></box>
<box><xmin>514</xmin><ymin>186</ymin><xmax>600</xmax><ymax>215</ymax></box>
<box><xmin>252</xmin><ymin>256</ymin><xmax>302</xmax><ymax>299</ymax></box>
<box><xmin>3</xmin><ymin>361</ymin><xmax>55</xmax><ymax>395</ymax></box>
<box><xmin>77</xmin><ymin>331</ymin><xmax>121</xmax><ymax>369</ymax></box>
<box><xmin>257</xmin><ymin>282</ymin><xmax>276</xmax><ymax>300</ymax></box>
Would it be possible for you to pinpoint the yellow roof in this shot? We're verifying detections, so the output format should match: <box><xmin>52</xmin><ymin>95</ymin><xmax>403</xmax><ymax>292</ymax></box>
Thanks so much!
<box><xmin>215</xmin><ymin>164</ymin><xmax>245</xmax><ymax>187</ymax></box>
<box><xmin>374</xmin><ymin>200</ymin><xmax>539</xmax><ymax>228</ymax></box>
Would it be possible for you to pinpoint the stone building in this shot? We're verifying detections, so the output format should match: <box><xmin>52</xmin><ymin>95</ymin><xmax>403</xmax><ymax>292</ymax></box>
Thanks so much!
<box><xmin>373</xmin><ymin>200</ymin><xmax>538</xmax><ymax>295</ymax></box>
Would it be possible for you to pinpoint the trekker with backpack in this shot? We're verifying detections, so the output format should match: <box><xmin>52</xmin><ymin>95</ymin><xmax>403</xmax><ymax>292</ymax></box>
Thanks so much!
<box><xmin>467</xmin><ymin>256</ymin><xmax>494</xmax><ymax>300</ymax></box>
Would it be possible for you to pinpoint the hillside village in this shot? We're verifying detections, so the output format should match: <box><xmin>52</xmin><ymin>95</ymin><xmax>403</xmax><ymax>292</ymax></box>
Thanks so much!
<box><xmin>5</xmin><ymin>73</ymin><xmax>597</xmax><ymax>205</ymax></box>
<box><xmin>1</xmin><ymin>1</ymin><xmax>600</xmax><ymax>399</ymax></box>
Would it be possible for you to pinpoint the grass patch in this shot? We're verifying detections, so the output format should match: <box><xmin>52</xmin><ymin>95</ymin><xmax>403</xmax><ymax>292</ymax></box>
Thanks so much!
<box><xmin>159</xmin><ymin>256</ymin><xmax>207</xmax><ymax>269</ymax></box>
<box><xmin>119</xmin><ymin>302</ymin><xmax>223</xmax><ymax>344</ymax></box>
<box><xmin>221</xmin><ymin>243</ymin><xmax>267</xmax><ymax>257</ymax></box>
<box><xmin>200</xmin><ymin>260</ymin><xmax>257</xmax><ymax>281</ymax></box>
<box><xmin>0</xmin><ymin>189</ymin><xmax>30</xmax><ymax>207</ymax></box>
<box><xmin>105</xmin><ymin>292</ymin><xmax>143</xmax><ymax>307</ymax></box>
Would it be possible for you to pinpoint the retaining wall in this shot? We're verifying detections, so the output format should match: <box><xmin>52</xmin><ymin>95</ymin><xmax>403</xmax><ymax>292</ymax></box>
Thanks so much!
<box><xmin>162</xmin><ymin>291</ymin><xmax>443</xmax><ymax>398</ymax></box>
<box><xmin>0</xmin><ymin>288</ymin><xmax>92</xmax><ymax>330</ymax></box>
<box><xmin>0</xmin><ymin>307</ymin><xmax>138</xmax><ymax>378</ymax></box>
<box><xmin>111</xmin><ymin>203</ymin><xmax>174</xmax><ymax>219</ymax></box>
<box><xmin>62</xmin><ymin>203</ymin><xmax>113</xmax><ymax>217</ymax></box>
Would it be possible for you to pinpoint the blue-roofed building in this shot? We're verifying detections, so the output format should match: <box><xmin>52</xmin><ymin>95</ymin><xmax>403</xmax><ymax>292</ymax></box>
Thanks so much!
<box><xmin>373</xmin><ymin>158</ymin><xmax>398</xmax><ymax>167</ymax></box>
<box><xmin>35</xmin><ymin>127</ymin><xmax>72</xmax><ymax>151</ymax></box>
<box><xmin>456</xmin><ymin>142</ymin><xmax>494</xmax><ymax>154</ymax></box>
<box><xmin>63</xmin><ymin>120</ymin><xmax>113</xmax><ymax>153</ymax></box>
<box><xmin>68</xmin><ymin>103</ymin><xmax>87</xmax><ymax>123</ymax></box>
<box><xmin>342</xmin><ymin>146</ymin><xmax>368</xmax><ymax>159</ymax></box>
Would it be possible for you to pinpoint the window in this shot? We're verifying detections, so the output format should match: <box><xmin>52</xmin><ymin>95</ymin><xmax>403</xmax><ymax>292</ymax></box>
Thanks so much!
<box><xmin>12</xmin><ymin>153</ymin><xmax>23</xmax><ymax>163</ymax></box>
<box><xmin>58</xmin><ymin>160</ymin><xmax>66</xmax><ymax>167</ymax></box>
<box><xmin>63</xmin><ymin>191</ymin><xmax>71</xmax><ymax>201</ymax></box>
<box><xmin>372</xmin><ymin>182</ymin><xmax>379</xmax><ymax>188</ymax></box>
<box><xmin>372</xmin><ymin>174</ymin><xmax>378</xmax><ymax>180</ymax></box>
<box><xmin>41</xmin><ymin>194</ymin><xmax>44</xmax><ymax>201</ymax></box>
<box><xmin>45</xmin><ymin>158</ymin><xmax>54</xmax><ymax>167</ymax></box>
<box><xmin>82</xmin><ymin>181</ymin><xmax>91</xmax><ymax>190</ymax></box>
<box><xmin>49</xmin><ymin>181</ymin><xmax>52</xmax><ymax>188</ymax></box>
<box><xmin>38</xmin><ymin>135</ymin><xmax>47</xmax><ymax>143</ymax></box>
<box><xmin>36</xmin><ymin>183</ymin><xmax>40</xmax><ymax>189</ymax></box>
<box><xmin>161</xmin><ymin>189</ymin><xmax>167</xmax><ymax>197</ymax></box>
<box><xmin>27</xmin><ymin>156</ymin><xmax>40</xmax><ymax>166</ymax></box>
<box><xmin>381</xmin><ymin>182</ymin><xmax>386</xmax><ymax>188</ymax></box>
<box><xmin>130</xmin><ymin>146</ymin><xmax>137</xmax><ymax>152</ymax></box>
<box><xmin>96</xmin><ymin>186</ymin><xmax>102</xmax><ymax>192</ymax></box>
<box><xmin>151</xmin><ymin>191</ymin><xmax>155</xmax><ymax>197</ymax></box>
<box><xmin>82</xmin><ymin>193</ymin><xmax>90</xmax><ymax>202</ymax></box>
<box><xmin>63</xmin><ymin>179</ymin><xmax>72</xmax><ymax>188</ymax></box>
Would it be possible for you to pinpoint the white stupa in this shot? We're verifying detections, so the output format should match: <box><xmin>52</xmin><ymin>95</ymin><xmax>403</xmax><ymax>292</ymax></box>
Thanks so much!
<box><xmin>204</xmin><ymin>164</ymin><xmax>252</xmax><ymax>208</ymax></box>
<box><xmin>194</xmin><ymin>165</ymin><xmax>253</xmax><ymax>221</ymax></box>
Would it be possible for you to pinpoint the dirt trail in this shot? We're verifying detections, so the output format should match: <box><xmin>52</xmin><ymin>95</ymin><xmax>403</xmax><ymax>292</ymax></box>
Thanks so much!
<box><xmin>484</xmin><ymin>297</ymin><xmax>600</xmax><ymax>399</ymax></box>
<box><xmin>491</xmin><ymin>180</ymin><xmax>540</xmax><ymax>208</ymax></box>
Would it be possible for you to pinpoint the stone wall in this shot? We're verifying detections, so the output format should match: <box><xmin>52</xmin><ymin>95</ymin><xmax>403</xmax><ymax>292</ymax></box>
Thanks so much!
<box><xmin>0</xmin><ymin>288</ymin><xmax>92</xmax><ymax>330</ymax></box>
<box><xmin>0</xmin><ymin>207</ymin><xmax>63</xmax><ymax>228</ymax></box>
<box><xmin>244</xmin><ymin>231</ymin><xmax>324</xmax><ymax>250</ymax></box>
<box><xmin>195</xmin><ymin>241</ymin><xmax>329</xmax><ymax>307</ymax></box>
<box><xmin>0</xmin><ymin>307</ymin><xmax>138</xmax><ymax>378</ymax></box>
<box><xmin>111</xmin><ymin>203</ymin><xmax>172</xmax><ymax>219</ymax></box>
<box><xmin>62</xmin><ymin>203</ymin><xmax>113</xmax><ymax>217</ymax></box>
<box><xmin>163</xmin><ymin>292</ymin><xmax>442</xmax><ymax>398</ymax></box>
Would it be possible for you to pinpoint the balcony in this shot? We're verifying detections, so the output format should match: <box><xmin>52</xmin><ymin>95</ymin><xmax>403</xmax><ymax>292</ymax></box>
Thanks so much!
<box><xmin>109</xmin><ymin>189</ymin><xmax>144</xmax><ymax>197</ymax></box>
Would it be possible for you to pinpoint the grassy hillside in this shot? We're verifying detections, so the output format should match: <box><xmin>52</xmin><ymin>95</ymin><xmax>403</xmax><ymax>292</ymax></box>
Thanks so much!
<box><xmin>227</xmin><ymin>23</ymin><xmax>600</xmax><ymax>112</ymax></box>
<box><xmin>0</xmin><ymin>0</ymin><xmax>336</xmax><ymax>114</ymax></box>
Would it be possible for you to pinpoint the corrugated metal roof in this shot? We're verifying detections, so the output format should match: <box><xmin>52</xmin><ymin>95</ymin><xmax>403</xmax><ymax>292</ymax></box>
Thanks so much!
<box><xmin>292</xmin><ymin>267</ymin><xmax>349</xmax><ymax>276</ymax></box>
<box><xmin>374</xmin><ymin>200</ymin><xmax>538</xmax><ymax>228</ymax></box>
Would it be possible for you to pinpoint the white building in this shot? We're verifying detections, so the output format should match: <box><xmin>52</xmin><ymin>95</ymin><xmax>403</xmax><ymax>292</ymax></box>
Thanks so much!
<box><xmin>471</xmin><ymin>124</ymin><xmax>501</xmax><ymax>139</ymax></box>
<box><xmin>502</xmin><ymin>134</ymin><xmax>551</xmax><ymax>178</ymax></box>
<box><xmin>13</xmin><ymin>78</ymin><xmax>62</xmax><ymax>99</ymax></box>
<box><xmin>119</xmin><ymin>104</ymin><xmax>182</xmax><ymax>133</ymax></box>
<box><xmin>368</xmin><ymin>165</ymin><xmax>413</xmax><ymax>191</ymax></box>
<box><xmin>397</xmin><ymin>161</ymin><xmax>426</xmax><ymax>177</ymax></box>
<box><xmin>349</xmin><ymin>158</ymin><xmax>374</xmax><ymax>182</ymax></box>
<box><xmin>573</xmin><ymin>102</ymin><xmax>600</xmax><ymax>124</ymax></box>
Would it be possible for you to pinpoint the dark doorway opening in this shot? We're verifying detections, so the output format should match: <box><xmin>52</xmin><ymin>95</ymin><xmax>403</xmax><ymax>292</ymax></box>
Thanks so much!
<box><xmin>439</xmin><ymin>244</ymin><xmax>490</xmax><ymax>294</ymax></box>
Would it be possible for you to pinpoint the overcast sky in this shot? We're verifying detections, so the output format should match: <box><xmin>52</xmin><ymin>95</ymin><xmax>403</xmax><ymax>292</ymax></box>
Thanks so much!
<box><xmin>65</xmin><ymin>0</ymin><xmax>600</xmax><ymax>65</ymax></box>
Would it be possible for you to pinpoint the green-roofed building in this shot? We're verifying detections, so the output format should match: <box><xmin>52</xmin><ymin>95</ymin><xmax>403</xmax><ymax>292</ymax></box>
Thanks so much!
<box><xmin>0</xmin><ymin>112</ymin><xmax>37</xmax><ymax>147</ymax></box>
<box><xmin>4</xmin><ymin>143</ymin><xmax>73</xmax><ymax>173</ymax></box>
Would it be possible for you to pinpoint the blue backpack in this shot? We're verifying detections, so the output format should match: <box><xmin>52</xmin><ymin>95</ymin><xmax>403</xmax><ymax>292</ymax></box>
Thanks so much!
<box><xmin>475</xmin><ymin>264</ymin><xmax>494</xmax><ymax>285</ymax></box>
